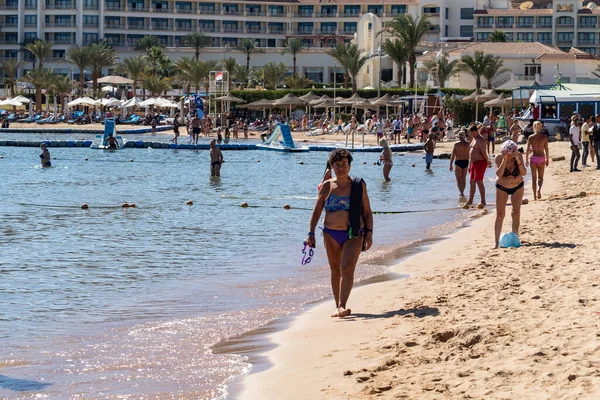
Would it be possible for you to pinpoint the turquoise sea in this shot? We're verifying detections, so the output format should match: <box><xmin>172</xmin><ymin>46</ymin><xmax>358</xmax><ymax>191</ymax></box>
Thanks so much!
<box><xmin>0</xmin><ymin>135</ymin><xmax>493</xmax><ymax>399</ymax></box>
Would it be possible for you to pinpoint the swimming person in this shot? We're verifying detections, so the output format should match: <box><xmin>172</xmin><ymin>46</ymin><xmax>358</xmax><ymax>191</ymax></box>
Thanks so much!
<box><xmin>379</xmin><ymin>138</ymin><xmax>393</xmax><ymax>181</ymax></box>
<box><xmin>494</xmin><ymin>140</ymin><xmax>526</xmax><ymax>249</ymax></box>
<box><xmin>306</xmin><ymin>149</ymin><xmax>373</xmax><ymax>318</ymax></box>
<box><xmin>424</xmin><ymin>133</ymin><xmax>435</xmax><ymax>170</ymax></box>
<box><xmin>467</xmin><ymin>125</ymin><xmax>491</xmax><ymax>207</ymax></box>
<box><xmin>449</xmin><ymin>130</ymin><xmax>470</xmax><ymax>197</ymax></box>
<box><xmin>40</xmin><ymin>143</ymin><xmax>51</xmax><ymax>168</ymax></box>
<box><xmin>209</xmin><ymin>139</ymin><xmax>223</xmax><ymax>177</ymax></box>
<box><xmin>106</xmin><ymin>134</ymin><xmax>119</xmax><ymax>150</ymax></box>
<box><xmin>525</xmin><ymin>120</ymin><xmax>550</xmax><ymax>200</ymax></box>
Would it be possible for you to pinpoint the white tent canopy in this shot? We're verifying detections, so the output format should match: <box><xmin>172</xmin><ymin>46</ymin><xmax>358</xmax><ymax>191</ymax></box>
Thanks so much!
<box><xmin>67</xmin><ymin>97</ymin><xmax>99</xmax><ymax>107</ymax></box>
<box><xmin>140</xmin><ymin>97</ymin><xmax>179</xmax><ymax>108</ymax></box>
<box><xmin>0</xmin><ymin>98</ymin><xmax>23</xmax><ymax>107</ymax></box>
<box><xmin>529</xmin><ymin>88</ymin><xmax>600</xmax><ymax>104</ymax></box>
<box><xmin>121</xmin><ymin>97</ymin><xmax>142</xmax><ymax>108</ymax></box>
<box><xmin>13</xmin><ymin>95</ymin><xmax>30</xmax><ymax>104</ymax></box>
<box><xmin>100</xmin><ymin>98</ymin><xmax>122</xmax><ymax>107</ymax></box>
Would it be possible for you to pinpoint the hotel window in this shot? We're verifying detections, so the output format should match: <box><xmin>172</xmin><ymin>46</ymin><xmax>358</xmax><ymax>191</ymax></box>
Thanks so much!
<box><xmin>298</xmin><ymin>6</ymin><xmax>313</xmax><ymax>16</ymax></box>
<box><xmin>5</xmin><ymin>32</ymin><xmax>18</xmax><ymax>42</ymax></box>
<box><xmin>445</xmin><ymin>25</ymin><xmax>448</xmax><ymax>37</ymax></box>
<box><xmin>476</xmin><ymin>32</ymin><xmax>490</xmax><ymax>41</ymax></box>
<box><xmin>537</xmin><ymin>32</ymin><xmax>552</xmax><ymax>43</ymax></box>
<box><xmin>176</xmin><ymin>2</ymin><xmax>192</xmax><ymax>11</ymax></box>
<box><xmin>52</xmin><ymin>50</ymin><xmax>65</xmax><ymax>58</ymax></box>
<box><xmin>516</xmin><ymin>32</ymin><xmax>534</xmax><ymax>42</ymax></box>
<box><xmin>538</xmin><ymin>16</ymin><xmax>552</xmax><ymax>27</ymax></box>
<box><xmin>301</xmin><ymin>39</ymin><xmax>312</xmax><ymax>48</ymax></box>
<box><xmin>343</xmin><ymin>22</ymin><xmax>357</xmax><ymax>33</ymax></box>
<box><xmin>222</xmin><ymin>21</ymin><xmax>238</xmax><ymax>32</ymax></box>
<box><xmin>460</xmin><ymin>25</ymin><xmax>473</xmax><ymax>37</ymax></box>
<box><xmin>55</xmin><ymin>33</ymin><xmax>72</xmax><ymax>43</ymax></box>
<box><xmin>496</xmin><ymin>17</ymin><xmax>514</xmax><ymax>28</ymax></box>
<box><xmin>54</xmin><ymin>15</ymin><xmax>72</xmax><ymax>26</ymax></box>
<box><xmin>557</xmin><ymin>32</ymin><xmax>574</xmax><ymax>42</ymax></box>
<box><xmin>199</xmin><ymin>2</ymin><xmax>215</xmax><ymax>12</ymax></box>
<box><xmin>304</xmin><ymin>67</ymin><xmax>323</xmax><ymax>83</ymax></box>
<box><xmin>460</xmin><ymin>7</ymin><xmax>473</xmax><ymax>19</ymax></box>
<box><xmin>321</xmin><ymin>5</ymin><xmax>337</xmax><ymax>15</ymax></box>
<box><xmin>222</xmin><ymin>4</ymin><xmax>238</xmax><ymax>13</ymax></box>
<box><xmin>579</xmin><ymin>16</ymin><xmax>596</xmax><ymax>27</ymax></box>
<box><xmin>423</xmin><ymin>6</ymin><xmax>439</xmax><ymax>14</ymax></box>
<box><xmin>298</xmin><ymin>22</ymin><xmax>313</xmax><ymax>33</ymax></box>
<box><xmin>105</xmin><ymin>16</ymin><xmax>120</xmax><ymax>26</ymax></box>
<box><xmin>246</xmin><ymin>5</ymin><xmax>261</xmax><ymax>14</ymax></box>
<box><xmin>129</xmin><ymin>1</ymin><xmax>145</xmax><ymax>9</ymax></box>
<box><xmin>581</xmin><ymin>47</ymin><xmax>596</xmax><ymax>54</ymax></box>
<box><xmin>477</xmin><ymin>17</ymin><xmax>493</xmax><ymax>27</ymax></box>
<box><xmin>152</xmin><ymin>18</ymin><xmax>168</xmax><ymax>29</ymax></box>
<box><xmin>176</xmin><ymin>19</ymin><xmax>191</xmax><ymax>28</ymax></box>
<box><xmin>517</xmin><ymin>16</ymin><xmax>534</xmax><ymax>27</ymax></box>
<box><xmin>24</xmin><ymin>32</ymin><xmax>36</xmax><ymax>40</ymax></box>
<box><xmin>267</xmin><ymin>39</ymin><xmax>276</xmax><ymax>47</ymax></box>
<box><xmin>320</xmin><ymin>22</ymin><xmax>336</xmax><ymax>33</ymax></box>
<box><xmin>6</xmin><ymin>50</ymin><xmax>18</xmax><ymax>58</ymax></box>
<box><xmin>246</xmin><ymin>22</ymin><xmax>261</xmax><ymax>32</ymax></box>
<box><xmin>153</xmin><ymin>1</ymin><xmax>168</xmax><ymax>10</ymax></box>
<box><xmin>268</xmin><ymin>5</ymin><xmax>284</xmax><ymax>15</ymax></box>
<box><xmin>344</xmin><ymin>5</ymin><xmax>360</xmax><ymax>15</ymax></box>
<box><xmin>268</xmin><ymin>22</ymin><xmax>284</xmax><ymax>33</ymax></box>
<box><xmin>198</xmin><ymin>20</ymin><xmax>214</xmax><ymax>30</ymax></box>
<box><xmin>524</xmin><ymin>64</ymin><xmax>541</xmax><ymax>76</ymax></box>
<box><xmin>6</xmin><ymin>15</ymin><xmax>18</xmax><ymax>24</ymax></box>
<box><xmin>445</xmin><ymin>7</ymin><xmax>449</xmax><ymax>19</ymax></box>
<box><xmin>367</xmin><ymin>5</ymin><xmax>382</xmax><ymax>16</ymax></box>
<box><xmin>83</xmin><ymin>15</ymin><xmax>98</xmax><ymax>26</ymax></box>
<box><xmin>505</xmin><ymin>33</ymin><xmax>513</xmax><ymax>41</ymax></box>
<box><xmin>24</xmin><ymin>0</ymin><xmax>37</xmax><ymax>7</ymax></box>
<box><xmin>83</xmin><ymin>33</ymin><xmax>98</xmax><ymax>43</ymax></box>
<box><xmin>222</xmin><ymin>38</ymin><xmax>237</xmax><ymax>47</ymax></box>
<box><xmin>127</xmin><ymin>17</ymin><xmax>145</xmax><ymax>27</ymax></box>
<box><xmin>556</xmin><ymin>16</ymin><xmax>574</xmax><ymax>26</ymax></box>
<box><xmin>391</xmin><ymin>5</ymin><xmax>406</xmax><ymax>15</ymax></box>
<box><xmin>84</xmin><ymin>0</ymin><xmax>98</xmax><ymax>8</ymax></box>
<box><xmin>578</xmin><ymin>32</ymin><xmax>595</xmax><ymax>44</ymax></box>
<box><xmin>104</xmin><ymin>34</ymin><xmax>120</xmax><ymax>44</ymax></box>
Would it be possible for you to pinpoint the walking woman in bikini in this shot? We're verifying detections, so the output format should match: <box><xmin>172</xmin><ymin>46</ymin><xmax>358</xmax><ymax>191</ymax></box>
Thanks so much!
<box><xmin>525</xmin><ymin>120</ymin><xmax>549</xmax><ymax>200</ymax></box>
<box><xmin>306</xmin><ymin>149</ymin><xmax>373</xmax><ymax>318</ymax></box>
<box><xmin>494</xmin><ymin>140</ymin><xmax>527</xmax><ymax>249</ymax></box>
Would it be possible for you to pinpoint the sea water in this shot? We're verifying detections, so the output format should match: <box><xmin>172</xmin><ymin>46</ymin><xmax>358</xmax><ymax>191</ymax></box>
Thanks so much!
<box><xmin>0</xmin><ymin>140</ymin><xmax>493</xmax><ymax>399</ymax></box>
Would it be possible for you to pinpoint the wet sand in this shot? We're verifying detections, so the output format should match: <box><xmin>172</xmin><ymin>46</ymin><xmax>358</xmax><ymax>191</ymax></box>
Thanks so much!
<box><xmin>235</xmin><ymin>141</ymin><xmax>600</xmax><ymax>399</ymax></box>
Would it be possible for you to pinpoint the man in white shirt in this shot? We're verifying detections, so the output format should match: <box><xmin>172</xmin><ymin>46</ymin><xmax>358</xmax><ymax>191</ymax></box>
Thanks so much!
<box><xmin>569</xmin><ymin>117</ymin><xmax>581</xmax><ymax>172</ymax></box>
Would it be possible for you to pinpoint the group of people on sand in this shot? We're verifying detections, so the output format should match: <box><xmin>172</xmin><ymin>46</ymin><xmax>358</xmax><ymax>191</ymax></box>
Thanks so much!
<box><xmin>568</xmin><ymin>113</ymin><xmax>600</xmax><ymax>171</ymax></box>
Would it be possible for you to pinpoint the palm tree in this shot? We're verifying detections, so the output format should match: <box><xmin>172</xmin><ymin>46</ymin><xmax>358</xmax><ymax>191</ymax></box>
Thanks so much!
<box><xmin>262</xmin><ymin>62</ymin><xmax>287</xmax><ymax>89</ymax></box>
<box><xmin>488</xmin><ymin>30</ymin><xmax>507</xmax><ymax>43</ymax></box>
<box><xmin>482</xmin><ymin>57</ymin><xmax>511</xmax><ymax>89</ymax></box>
<box><xmin>182</xmin><ymin>32</ymin><xmax>212</xmax><ymax>62</ymax></box>
<box><xmin>281</xmin><ymin>38</ymin><xmax>304</xmax><ymax>77</ymax></box>
<box><xmin>382</xmin><ymin>39</ymin><xmax>410</xmax><ymax>86</ymax></box>
<box><xmin>25</xmin><ymin>39</ymin><xmax>53</xmax><ymax>70</ymax></box>
<box><xmin>284</xmin><ymin>75</ymin><xmax>314</xmax><ymax>89</ymax></box>
<box><xmin>87</xmin><ymin>42</ymin><xmax>117</xmax><ymax>96</ymax></box>
<box><xmin>134</xmin><ymin>36</ymin><xmax>162</xmax><ymax>51</ymax></box>
<box><xmin>233</xmin><ymin>64</ymin><xmax>250</xmax><ymax>89</ymax></box>
<box><xmin>21</xmin><ymin>69</ymin><xmax>55</xmax><ymax>111</ymax></box>
<box><xmin>423</xmin><ymin>57</ymin><xmax>460</xmax><ymax>89</ymax></box>
<box><xmin>142</xmin><ymin>75</ymin><xmax>172</xmax><ymax>97</ymax></box>
<box><xmin>176</xmin><ymin>57</ymin><xmax>217</xmax><ymax>94</ymax></box>
<box><xmin>385</xmin><ymin>14</ymin><xmax>434</xmax><ymax>88</ymax></box>
<box><xmin>459</xmin><ymin>51</ymin><xmax>495</xmax><ymax>90</ymax></box>
<box><xmin>50</xmin><ymin>74</ymin><xmax>73</xmax><ymax>113</ymax></box>
<box><xmin>236</xmin><ymin>39</ymin><xmax>265</xmax><ymax>85</ymax></box>
<box><xmin>0</xmin><ymin>59</ymin><xmax>22</xmax><ymax>97</ymax></box>
<box><xmin>220</xmin><ymin>57</ymin><xmax>238</xmax><ymax>89</ymax></box>
<box><xmin>116</xmin><ymin>55</ymin><xmax>147</xmax><ymax>99</ymax></box>
<box><xmin>66</xmin><ymin>46</ymin><xmax>90</xmax><ymax>93</ymax></box>
<box><xmin>327</xmin><ymin>42</ymin><xmax>369</xmax><ymax>93</ymax></box>
<box><xmin>145</xmin><ymin>46</ymin><xmax>169</xmax><ymax>76</ymax></box>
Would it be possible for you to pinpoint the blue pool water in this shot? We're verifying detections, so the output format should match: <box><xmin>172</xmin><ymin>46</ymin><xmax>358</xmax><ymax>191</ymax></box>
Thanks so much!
<box><xmin>0</xmin><ymin>144</ymin><xmax>493</xmax><ymax>399</ymax></box>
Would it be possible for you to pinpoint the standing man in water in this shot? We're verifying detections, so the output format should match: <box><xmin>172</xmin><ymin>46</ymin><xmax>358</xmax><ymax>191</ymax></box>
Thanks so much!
<box><xmin>467</xmin><ymin>125</ymin><xmax>490</xmax><ymax>207</ymax></box>
<box><xmin>191</xmin><ymin>114</ymin><xmax>201</xmax><ymax>145</ymax></box>
<box><xmin>40</xmin><ymin>143</ymin><xmax>51</xmax><ymax>168</ymax></box>
<box><xmin>449</xmin><ymin>130</ymin><xmax>470</xmax><ymax>197</ymax></box>
<box><xmin>209</xmin><ymin>139</ymin><xmax>223</xmax><ymax>177</ymax></box>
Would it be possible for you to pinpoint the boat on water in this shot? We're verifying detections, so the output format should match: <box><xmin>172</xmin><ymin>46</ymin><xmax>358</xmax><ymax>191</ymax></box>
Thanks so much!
<box><xmin>90</xmin><ymin>118</ymin><xmax>126</xmax><ymax>150</ymax></box>
<box><xmin>513</xmin><ymin>84</ymin><xmax>600</xmax><ymax>134</ymax></box>
<box><xmin>256</xmin><ymin>123</ymin><xmax>309</xmax><ymax>152</ymax></box>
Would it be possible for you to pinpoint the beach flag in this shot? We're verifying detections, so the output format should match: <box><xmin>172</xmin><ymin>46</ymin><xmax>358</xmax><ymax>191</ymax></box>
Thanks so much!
<box><xmin>215</xmin><ymin>72</ymin><xmax>223</xmax><ymax>82</ymax></box>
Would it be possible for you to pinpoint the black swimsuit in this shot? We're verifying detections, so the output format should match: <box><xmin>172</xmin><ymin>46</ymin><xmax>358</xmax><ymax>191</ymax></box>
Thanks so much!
<box><xmin>454</xmin><ymin>159</ymin><xmax>469</xmax><ymax>169</ymax></box>
<box><xmin>496</xmin><ymin>159</ymin><xmax>523</xmax><ymax>195</ymax></box>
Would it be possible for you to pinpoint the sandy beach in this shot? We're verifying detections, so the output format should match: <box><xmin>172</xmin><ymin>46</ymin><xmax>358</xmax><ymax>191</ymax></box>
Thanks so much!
<box><xmin>235</xmin><ymin>141</ymin><xmax>600</xmax><ymax>399</ymax></box>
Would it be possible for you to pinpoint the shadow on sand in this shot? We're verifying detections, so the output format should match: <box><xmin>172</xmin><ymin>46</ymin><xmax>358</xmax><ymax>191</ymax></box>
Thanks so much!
<box><xmin>346</xmin><ymin>306</ymin><xmax>440</xmax><ymax>320</ymax></box>
<box><xmin>0</xmin><ymin>375</ymin><xmax>51</xmax><ymax>392</ymax></box>
<box><xmin>522</xmin><ymin>241</ymin><xmax>577</xmax><ymax>249</ymax></box>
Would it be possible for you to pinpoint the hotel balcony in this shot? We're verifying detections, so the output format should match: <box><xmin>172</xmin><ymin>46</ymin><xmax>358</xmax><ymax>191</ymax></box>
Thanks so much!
<box><xmin>48</xmin><ymin>39</ymin><xmax>76</xmax><ymax>44</ymax></box>
<box><xmin>24</xmin><ymin>22</ymin><xmax>36</xmax><ymax>27</ymax></box>
<box><xmin>516</xmin><ymin>23</ymin><xmax>533</xmax><ymax>28</ymax></box>
<box><xmin>556</xmin><ymin>22</ymin><xmax>574</xmax><ymax>28</ymax></box>
<box><xmin>83</xmin><ymin>22</ymin><xmax>99</xmax><ymax>28</ymax></box>
<box><xmin>578</xmin><ymin>24</ymin><xmax>597</xmax><ymax>29</ymax></box>
<box><xmin>269</xmin><ymin>11</ymin><xmax>286</xmax><ymax>17</ymax></box>
<box><xmin>340</xmin><ymin>12</ymin><xmax>360</xmax><ymax>18</ymax></box>
<box><xmin>45</xmin><ymin>22</ymin><xmax>76</xmax><ymax>28</ymax></box>
<box><xmin>537</xmin><ymin>24</ymin><xmax>552</xmax><ymax>28</ymax></box>
<box><xmin>44</xmin><ymin>3</ymin><xmax>76</xmax><ymax>9</ymax></box>
<box><xmin>0</xmin><ymin>4</ymin><xmax>17</xmax><ymax>9</ymax></box>
<box><xmin>556</xmin><ymin>39</ymin><xmax>574</xmax><ymax>44</ymax></box>
<box><xmin>176</xmin><ymin>7</ymin><xmax>194</xmax><ymax>13</ymax></box>
<box><xmin>83</xmin><ymin>4</ymin><xmax>98</xmax><ymax>10</ymax></box>
<box><xmin>223</xmin><ymin>10</ymin><xmax>242</xmax><ymax>16</ymax></box>
<box><xmin>128</xmin><ymin>7</ymin><xmax>150</xmax><ymax>12</ymax></box>
<box><xmin>316</xmin><ymin>29</ymin><xmax>336</xmax><ymax>34</ymax></box>
<box><xmin>199</xmin><ymin>26</ymin><xmax>218</xmax><ymax>32</ymax></box>
<box><xmin>293</xmin><ymin>30</ymin><xmax>314</xmax><ymax>35</ymax></box>
<box><xmin>476</xmin><ymin>23</ymin><xmax>493</xmax><ymax>28</ymax></box>
<box><xmin>578</xmin><ymin>39</ymin><xmax>596</xmax><ymax>45</ymax></box>
<box><xmin>246</xmin><ymin>27</ymin><xmax>266</xmax><ymax>34</ymax></box>
<box><xmin>496</xmin><ymin>23</ymin><xmax>514</xmax><ymax>29</ymax></box>
<box><xmin>0</xmin><ymin>39</ymin><xmax>18</xmax><ymax>44</ymax></box>
<box><xmin>199</xmin><ymin>8</ymin><xmax>219</xmax><ymax>14</ymax></box>
<box><xmin>175</xmin><ymin>25</ymin><xmax>194</xmax><ymax>31</ymax></box>
<box><xmin>246</xmin><ymin>11</ymin><xmax>266</xmax><ymax>16</ymax></box>
<box><xmin>338</xmin><ymin>29</ymin><xmax>356</xmax><ymax>35</ymax></box>
<box><xmin>315</xmin><ymin>12</ymin><xmax>336</xmax><ymax>18</ymax></box>
<box><xmin>152</xmin><ymin>24</ymin><xmax>173</xmax><ymax>31</ymax></box>
<box><xmin>2</xmin><ymin>22</ymin><xmax>17</xmax><ymax>27</ymax></box>
<box><xmin>128</xmin><ymin>24</ymin><xmax>150</xmax><ymax>30</ymax></box>
<box><xmin>268</xmin><ymin>28</ymin><xmax>285</xmax><ymax>34</ymax></box>
<box><xmin>223</xmin><ymin>27</ymin><xmax>243</xmax><ymax>33</ymax></box>
<box><xmin>293</xmin><ymin>13</ymin><xmax>313</xmax><ymax>18</ymax></box>
<box><xmin>24</xmin><ymin>4</ymin><xmax>36</xmax><ymax>9</ymax></box>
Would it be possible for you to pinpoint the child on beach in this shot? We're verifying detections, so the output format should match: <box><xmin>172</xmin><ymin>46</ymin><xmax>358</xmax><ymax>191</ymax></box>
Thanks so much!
<box><xmin>424</xmin><ymin>132</ymin><xmax>434</xmax><ymax>170</ymax></box>
<box><xmin>224</xmin><ymin>127</ymin><xmax>230</xmax><ymax>144</ymax></box>
<box><xmin>151</xmin><ymin>117</ymin><xmax>157</xmax><ymax>136</ymax></box>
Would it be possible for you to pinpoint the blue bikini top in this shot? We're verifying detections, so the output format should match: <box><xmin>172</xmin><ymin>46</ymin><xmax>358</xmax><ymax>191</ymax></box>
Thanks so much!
<box><xmin>324</xmin><ymin>193</ymin><xmax>350</xmax><ymax>212</ymax></box>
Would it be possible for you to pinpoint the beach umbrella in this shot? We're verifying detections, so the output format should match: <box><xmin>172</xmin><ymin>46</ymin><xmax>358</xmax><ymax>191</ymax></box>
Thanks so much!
<box><xmin>463</xmin><ymin>89</ymin><xmax>491</xmax><ymax>122</ymax></box>
<box><xmin>101</xmin><ymin>98</ymin><xmax>122</xmax><ymax>107</ymax></box>
<box><xmin>0</xmin><ymin>98</ymin><xmax>23</xmax><ymax>107</ymax></box>
<box><xmin>299</xmin><ymin>91</ymin><xmax>321</xmax><ymax>102</ymax></box>
<box><xmin>140</xmin><ymin>97</ymin><xmax>166</xmax><ymax>107</ymax></box>
<box><xmin>309</xmin><ymin>94</ymin><xmax>332</xmax><ymax>106</ymax></box>
<box><xmin>484</xmin><ymin>93</ymin><xmax>507</xmax><ymax>108</ymax></box>
<box><xmin>88</xmin><ymin>75</ymin><xmax>134</xmax><ymax>85</ymax></box>
<box><xmin>67</xmin><ymin>96</ymin><xmax>100</xmax><ymax>107</ymax></box>
<box><xmin>215</xmin><ymin>93</ymin><xmax>245</xmax><ymax>123</ymax></box>
<box><xmin>243</xmin><ymin>99</ymin><xmax>274</xmax><ymax>118</ymax></box>
<box><xmin>371</xmin><ymin>94</ymin><xmax>395</xmax><ymax>106</ymax></box>
<box><xmin>337</xmin><ymin>93</ymin><xmax>365</xmax><ymax>105</ymax></box>
<box><xmin>121</xmin><ymin>97</ymin><xmax>142</xmax><ymax>108</ymax></box>
<box><xmin>13</xmin><ymin>95</ymin><xmax>30</xmax><ymax>104</ymax></box>
<box><xmin>273</xmin><ymin>93</ymin><xmax>306</xmax><ymax>119</ymax></box>
<box><xmin>101</xmin><ymin>85</ymin><xmax>117</xmax><ymax>93</ymax></box>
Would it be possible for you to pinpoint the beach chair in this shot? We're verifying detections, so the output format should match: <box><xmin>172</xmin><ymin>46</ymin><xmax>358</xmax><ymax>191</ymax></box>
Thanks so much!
<box><xmin>49</xmin><ymin>115</ymin><xmax>65</xmax><ymax>124</ymax></box>
<box><xmin>22</xmin><ymin>114</ymin><xmax>43</xmax><ymax>123</ymax></box>
<box><xmin>67</xmin><ymin>111</ymin><xmax>84</xmax><ymax>124</ymax></box>
<box><xmin>5</xmin><ymin>113</ymin><xmax>16</xmax><ymax>121</ymax></box>
<box><xmin>36</xmin><ymin>114</ymin><xmax>56</xmax><ymax>124</ymax></box>
<box><xmin>119</xmin><ymin>114</ymin><xmax>137</xmax><ymax>124</ymax></box>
